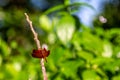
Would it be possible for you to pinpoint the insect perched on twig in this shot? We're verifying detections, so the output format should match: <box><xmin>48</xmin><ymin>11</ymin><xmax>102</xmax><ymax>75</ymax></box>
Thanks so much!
<box><xmin>32</xmin><ymin>48</ymin><xmax>50</xmax><ymax>62</ymax></box>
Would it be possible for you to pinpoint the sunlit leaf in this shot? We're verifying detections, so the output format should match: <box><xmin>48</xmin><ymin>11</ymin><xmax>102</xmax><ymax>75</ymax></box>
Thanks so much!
<box><xmin>47</xmin><ymin>33</ymin><xmax>56</xmax><ymax>44</ymax></box>
<box><xmin>102</xmin><ymin>41</ymin><xmax>112</xmax><ymax>58</ymax></box>
<box><xmin>39</xmin><ymin>15</ymin><xmax>52</xmax><ymax>32</ymax></box>
<box><xmin>5</xmin><ymin>63</ymin><xmax>19</xmax><ymax>79</ymax></box>
<box><xmin>56</xmin><ymin>15</ymin><xmax>75</xmax><ymax>45</ymax></box>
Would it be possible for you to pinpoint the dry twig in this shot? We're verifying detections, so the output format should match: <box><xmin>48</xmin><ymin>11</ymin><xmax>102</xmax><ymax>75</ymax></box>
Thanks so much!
<box><xmin>24</xmin><ymin>13</ymin><xmax>48</xmax><ymax>80</ymax></box>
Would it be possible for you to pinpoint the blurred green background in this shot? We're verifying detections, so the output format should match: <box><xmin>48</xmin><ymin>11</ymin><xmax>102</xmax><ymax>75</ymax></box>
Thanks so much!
<box><xmin>0</xmin><ymin>0</ymin><xmax>120</xmax><ymax>80</ymax></box>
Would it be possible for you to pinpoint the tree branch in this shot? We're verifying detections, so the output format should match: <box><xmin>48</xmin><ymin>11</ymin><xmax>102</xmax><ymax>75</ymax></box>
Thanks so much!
<box><xmin>24</xmin><ymin>13</ymin><xmax>48</xmax><ymax>80</ymax></box>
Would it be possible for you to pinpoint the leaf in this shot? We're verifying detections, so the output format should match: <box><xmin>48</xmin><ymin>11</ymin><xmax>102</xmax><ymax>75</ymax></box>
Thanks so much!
<box><xmin>112</xmin><ymin>75</ymin><xmax>120</xmax><ymax>80</ymax></box>
<box><xmin>82</xmin><ymin>70</ymin><xmax>101</xmax><ymax>80</ymax></box>
<box><xmin>49</xmin><ymin>47</ymin><xmax>65</xmax><ymax>64</ymax></box>
<box><xmin>95</xmin><ymin>68</ymin><xmax>108</xmax><ymax>78</ymax></box>
<box><xmin>0</xmin><ymin>37</ymin><xmax>11</xmax><ymax>57</ymax></box>
<box><xmin>39</xmin><ymin>15</ymin><xmax>52</xmax><ymax>32</ymax></box>
<box><xmin>102</xmin><ymin>41</ymin><xmax>112</xmax><ymax>58</ymax></box>
<box><xmin>56</xmin><ymin>15</ymin><xmax>75</xmax><ymax>45</ymax></box>
<box><xmin>60</xmin><ymin>60</ymin><xmax>84</xmax><ymax>78</ymax></box>
<box><xmin>77</xmin><ymin>51</ymin><xmax>94</xmax><ymax>62</ymax></box>
<box><xmin>103</xmin><ymin>59</ymin><xmax>120</xmax><ymax>73</ymax></box>
<box><xmin>43</xmin><ymin>4</ymin><xmax>64</xmax><ymax>15</ymax></box>
<box><xmin>47</xmin><ymin>33</ymin><xmax>56</xmax><ymax>44</ymax></box>
<box><xmin>0</xmin><ymin>71</ymin><xmax>4</xmax><ymax>80</ymax></box>
<box><xmin>91</xmin><ymin>57</ymin><xmax>113</xmax><ymax>66</ymax></box>
<box><xmin>43</xmin><ymin>2</ymin><xmax>95</xmax><ymax>15</ymax></box>
<box><xmin>10</xmin><ymin>40</ymin><xmax>18</xmax><ymax>49</ymax></box>
<box><xmin>72</xmin><ymin>31</ymin><xmax>103</xmax><ymax>56</ymax></box>
<box><xmin>80</xmin><ymin>31</ymin><xmax>103</xmax><ymax>56</ymax></box>
<box><xmin>5</xmin><ymin>63</ymin><xmax>20</xmax><ymax>79</ymax></box>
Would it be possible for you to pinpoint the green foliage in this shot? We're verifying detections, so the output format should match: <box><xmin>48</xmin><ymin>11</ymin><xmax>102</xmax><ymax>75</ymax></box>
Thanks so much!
<box><xmin>0</xmin><ymin>1</ymin><xmax>120</xmax><ymax>80</ymax></box>
<box><xmin>43</xmin><ymin>2</ymin><xmax>94</xmax><ymax>15</ymax></box>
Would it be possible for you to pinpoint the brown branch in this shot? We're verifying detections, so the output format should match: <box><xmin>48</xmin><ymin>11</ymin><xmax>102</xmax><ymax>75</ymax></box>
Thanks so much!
<box><xmin>24</xmin><ymin>13</ymin><xmax>48</xmax><ymax>80</ymax></box>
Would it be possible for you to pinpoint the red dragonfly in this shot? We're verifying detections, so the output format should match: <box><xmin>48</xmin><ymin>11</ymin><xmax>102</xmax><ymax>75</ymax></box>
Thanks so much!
<box><xmin>32</xmin><ymin>48</ymin><xmax>50</xmax><ymax>62</ymax></box>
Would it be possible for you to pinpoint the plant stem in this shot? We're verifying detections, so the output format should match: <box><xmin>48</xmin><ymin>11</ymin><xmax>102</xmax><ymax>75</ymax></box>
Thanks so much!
<box><xmin>25</xmin><ymin>13</ymin><xmax>48</xmax><ymax>80</ymax></box>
